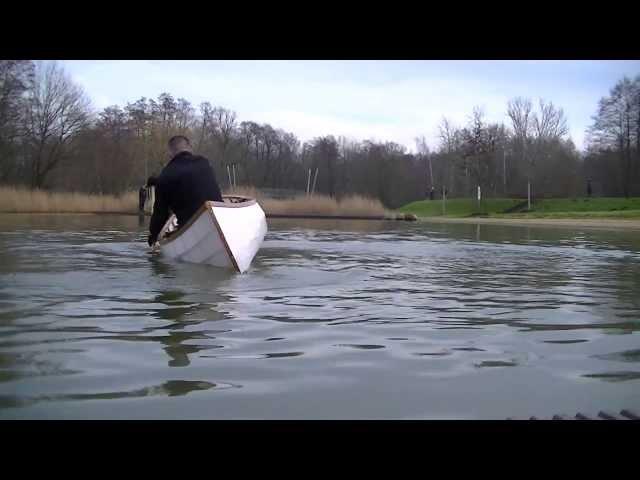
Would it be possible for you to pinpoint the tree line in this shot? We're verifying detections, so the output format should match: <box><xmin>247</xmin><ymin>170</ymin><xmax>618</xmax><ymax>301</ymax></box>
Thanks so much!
<box><xmin>0</xmin><ymin>60</ymin><xmax>638</xmax><ymax>208</ymax></box>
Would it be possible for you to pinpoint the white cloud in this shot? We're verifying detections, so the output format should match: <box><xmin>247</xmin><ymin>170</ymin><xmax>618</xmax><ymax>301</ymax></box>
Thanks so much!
<box><xmin>61</xmin><ymin>60</ymin><xmax>640</xmax><ymax>153</ymax></box>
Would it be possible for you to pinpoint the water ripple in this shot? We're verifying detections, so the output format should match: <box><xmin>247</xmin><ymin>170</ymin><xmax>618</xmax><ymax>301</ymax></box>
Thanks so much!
<box><xmin>1</xmin><ymin>215</ymin><xmax>639</xmax><ymax>418</ymax></box>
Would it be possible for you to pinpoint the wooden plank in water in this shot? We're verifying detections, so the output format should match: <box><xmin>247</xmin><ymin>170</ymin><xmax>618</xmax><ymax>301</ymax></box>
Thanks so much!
<box><xmin>575</xmin><ymin>413</ymin><xmax>592</xmax><ymax>420</ymax></box>
<box><xmin>620</xmin><ymin>409</ymin><xmax>640</xmax><ymax>420</ymax></box>
<box><xmin>507</xmin><ymin>409</ymin><xmax>638</xmax><ymax>420</ymax></box>
<box><xmin>552</xmin><ymin>414</ymin><xmax>572</xmax><ymax>420</ymax></box>
<box><xmin>598</xmin><ymin>411</ymin><xmax>620</xmax><ymax>420</ymax></box>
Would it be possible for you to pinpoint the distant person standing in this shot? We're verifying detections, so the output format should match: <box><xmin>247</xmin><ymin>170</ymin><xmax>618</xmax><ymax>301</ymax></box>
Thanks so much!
<box><xmin>429</xmin><ymin>187</ymin><xmax>435</xmax><ymax>201</ymax></box>
<box><xmin>587</xmin><ymin>179</ymin><xmax>593</xmax><ymax>197</ymax></box>
<box><xmin>138</xmin><ymin>185</ymin><xmax>147</xmax><ymax>212</ymax></box>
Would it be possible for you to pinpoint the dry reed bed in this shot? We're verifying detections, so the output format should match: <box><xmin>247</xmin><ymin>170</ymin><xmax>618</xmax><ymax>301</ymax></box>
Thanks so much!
<box><xmin>1</xmin><ymin>186</ymin><xmax>391</xmax><ymax>217</ymax></box>
<box><xmin>225</xmin><ymin>186</ymin><xmax>389</xmax><ymax>217</ymax></box>
<box><xmin>0</xmin><ymin>187</ymin><xmax>137</xmax><ymax>213</ymax></box>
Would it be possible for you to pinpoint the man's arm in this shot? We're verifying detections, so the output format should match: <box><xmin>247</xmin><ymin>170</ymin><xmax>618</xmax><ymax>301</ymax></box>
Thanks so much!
<box><xmin>148</xmin><ymin>186</ymin><xmax>170</xmax><ymax>246</ymax></box>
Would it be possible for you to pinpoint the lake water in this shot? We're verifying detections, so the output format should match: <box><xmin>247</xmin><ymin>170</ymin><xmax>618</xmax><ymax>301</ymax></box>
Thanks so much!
<box><xmin>0</xmin><ymin>214</ymin><xmax>639</xmax><ymax>419</ymax></box>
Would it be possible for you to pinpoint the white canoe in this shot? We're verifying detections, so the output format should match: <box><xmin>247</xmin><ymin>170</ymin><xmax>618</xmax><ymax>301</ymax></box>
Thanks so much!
<box><xmin>155</xmin><ymin>196</ymin><xmax>267</xmax><ymax>273</ymax></box>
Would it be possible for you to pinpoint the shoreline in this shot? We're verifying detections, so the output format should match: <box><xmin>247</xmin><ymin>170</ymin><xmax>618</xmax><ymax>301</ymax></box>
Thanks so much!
<box><xmin>2</xmin><ymin>211</ymin><xmax>639</xmax><ymax>230</ymax></box>
<box><xmin>418</xmin><ymin>216</ymin><xmax>640</xmax><ymax>231</ymax></box>
<box><xmin>0</xmin><ymin>211</ymin><xmax>413</xmax><ymax>221</ymax></box>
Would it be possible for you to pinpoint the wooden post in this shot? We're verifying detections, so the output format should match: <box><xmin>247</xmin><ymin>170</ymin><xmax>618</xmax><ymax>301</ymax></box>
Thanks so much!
<box><xmin>503</xmin><ymin>147</ymin><xmax>506</xmax><ymax>195</ymax></box>
<box><xmin>311</xmin><ymin>168</ymin><xmax>319</xmax><ymax>195</ymax></box>
<box><xmin>428</xmin><ymin>153</ymin><xmax>433</xmax><ymax>193</ymax></box>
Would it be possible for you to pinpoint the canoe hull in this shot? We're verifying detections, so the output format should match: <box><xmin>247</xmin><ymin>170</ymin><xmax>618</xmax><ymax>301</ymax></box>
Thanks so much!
<box><xmin>157</xmin><ymin>198</ymin><xmax>267</xmax><ymax>273</ymax></box>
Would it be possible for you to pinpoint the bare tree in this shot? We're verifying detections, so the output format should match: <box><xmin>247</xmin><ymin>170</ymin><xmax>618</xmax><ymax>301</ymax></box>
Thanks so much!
<box><xmin>157</xmin><ymin>92</ymin><xmax>177</xmax><ymax>133</ymax></box>
<box><xmin>124</xmin><ymin>97</ymin><xmax>151</xmax><ymax>180</ymax></box>
<box><xmin>437</xmin><ymin>117</ymin><xmax>462</xmax><ymax>196</ymax></box>
<box><xmin>635</xmin><ymin>76</ymin><xmax>640</xmax><ymax>185</ymax></box>
<box><xmin>175</xmin><ymin>98</ymin><xmax>195</xmax><ymax>131</ymax></box>
<box><xmin>507</xmin><ymin>97</ymin><xmax>533</xmax><ymax>140</ymax></box>
<box><xmin>587</xmin><ymin>77</ymin><xmax>639</xmax><ymax>197</ymax></box>
<box><xmin>438</xmin><ymin>117</ymin><xmax>458</xmax><ymax>154</ymax></box>
<box><xmin>196</xmin><ymin>101</ymin><xmax>213</xmax><ymax>152</ymax></box>
<box><xmin>23</xmin><ymin>61</ymin><xmax>91</xmax><ymax>189</ymax></box>
<box><xmin>415</xmin><ymin>135</ymin><xmax>432</xmax><ymax>195</ymax></box>
<box><xmin>533</xmin><ymin>99</ymin><xmax>568</xmax><ymax>140</ymax></box>
<box><xmin>213</xmin><ymin>107</ymin><xmax>237</xmax><ymax>166</ymax></box>
<box><xmin>0</xmin><ymin>60</ymin><xmax>34</xmax><ymax>183</ymax></box>
<box><xmin>460</xmin><ymin>107</ymin><xmax>499</xmax><ymax>206</ymax></box>
<box><xmin>531</xmin><ymin>99</ymin><xmax>569</xmax><ymax>196</ymax></box>
<box><xmin>308</xmin><ymin>136</ymin><xmax>339</xmax><ymax>196</ymax></box>
<box><xmin>507</xmin><ymin>97</ymin><xmax>533</xmax><ymax>207</ymax></box>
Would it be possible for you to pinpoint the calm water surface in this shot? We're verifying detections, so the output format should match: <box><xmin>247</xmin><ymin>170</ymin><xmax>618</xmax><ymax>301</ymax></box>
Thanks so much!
<box><xmin>0</xmin><ymin>214</ymin><xmax>639</xmax><ymax>419</ymax></box>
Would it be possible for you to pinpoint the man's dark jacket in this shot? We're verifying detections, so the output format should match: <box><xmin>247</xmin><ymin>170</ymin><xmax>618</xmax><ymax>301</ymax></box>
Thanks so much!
<box><xmin>148</xmin><ymin>151</ymin><xmax>223</xmax><ymax>245</ymax></box>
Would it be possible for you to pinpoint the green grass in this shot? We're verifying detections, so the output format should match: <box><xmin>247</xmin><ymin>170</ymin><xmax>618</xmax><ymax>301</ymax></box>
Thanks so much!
<box><xmin>493</xmin><ymin>210</ymin><xmax>640</xmax><ymax>219</ymax></box>
<box><xmin>399</xmin><ymin>198</ymin><xmax>523</xmax><ymax>218</ymax></box>
<box><xmin>526</xmin><ymin>197</ymin><xmax>640</xmax><ymax>214</ymax></box>
<box><xmin>399</xmin><ymin>196</ymin><xmax>640</xmax><ymax>219</ymax></box>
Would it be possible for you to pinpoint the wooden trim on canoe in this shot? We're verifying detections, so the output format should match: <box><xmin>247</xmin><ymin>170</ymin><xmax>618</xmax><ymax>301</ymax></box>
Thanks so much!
<box><xmin>266</xmin><ymin>214</ymin><xmax>389</xmax><ymax>221</ymax></box>
<box><xmin>213</xmin><ymin>196</ymin><xmax>257</xmax><ymax>208</ymax></box>
<box><xmin>206</xmin><ymin>201</ymin><xmax>241</xmax><ymax>273</ymax></box>
<box><xmin>158</xmin><ymin>203</ymin><xmax>208</xmax><ymax>246</ymax></box>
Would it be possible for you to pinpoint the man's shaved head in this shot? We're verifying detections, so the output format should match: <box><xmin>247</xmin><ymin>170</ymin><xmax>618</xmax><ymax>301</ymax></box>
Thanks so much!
<box><xmin>168</xmin><ymin>135</ymin><xmax>192</xmax><ymax>156</ymax></box>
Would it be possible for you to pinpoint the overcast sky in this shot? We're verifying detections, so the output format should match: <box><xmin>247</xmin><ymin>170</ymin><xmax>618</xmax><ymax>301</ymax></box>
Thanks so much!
<box><xmin>61</xmin><ymin>60</ymin><xmax>640</xmax><ymax>152</ymax></box>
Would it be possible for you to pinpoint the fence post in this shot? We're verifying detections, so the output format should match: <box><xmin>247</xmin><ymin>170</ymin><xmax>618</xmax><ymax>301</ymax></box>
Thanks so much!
<box><xmin>311</xmin><ymin>168</ymin><xmax>318</xmax><ymax>195</ymax></box>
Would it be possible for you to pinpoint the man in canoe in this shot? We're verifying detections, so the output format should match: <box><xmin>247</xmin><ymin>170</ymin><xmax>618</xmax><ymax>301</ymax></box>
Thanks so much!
<box><xmin>147</xmin><ymin>135</ymin><xmax>223</xmax><ymax>247</ymax></box>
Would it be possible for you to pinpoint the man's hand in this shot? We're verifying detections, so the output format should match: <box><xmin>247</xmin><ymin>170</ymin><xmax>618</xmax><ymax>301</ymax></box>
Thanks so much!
<box><xmin>148</xmin><ymin>235</ymin><xmax>161</xmax><ymax>254</ymax></box>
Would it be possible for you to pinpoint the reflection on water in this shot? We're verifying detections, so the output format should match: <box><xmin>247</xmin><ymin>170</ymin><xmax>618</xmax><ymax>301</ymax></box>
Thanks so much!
<box><xmin>0</xmin><ymin>379</ymin><xmax>232</xmax><ymax>409</ymax></box>
<box><xmin>0</xmin><ymin>214</ymin><xmax>639</xmax><ymax>419</ymax></box>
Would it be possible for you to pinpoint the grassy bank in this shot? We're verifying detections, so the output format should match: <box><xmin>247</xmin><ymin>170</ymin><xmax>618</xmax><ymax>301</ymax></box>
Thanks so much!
<box><xmin>399</xmin><ymin>196</ymin><xmax>640</xmax><ymax>220</ymax></box>
<box><xmin>0</xmin><ymin>186</ymin><xmax>389</xmax><ymax>218</ymax></box>
<box><xmin>399</xmin><ymin>198</ymin><xmax>522</xmax><ymax>218</ymax></box>
<box><xmin>493</xmin><ymin>210</ymin><xmax>640</xmax><ymax>219</ymax></box>
<box><xmin>523</xmin><ymin>197</ymin><xmax>640</xmax><ymax>216</ymax></box>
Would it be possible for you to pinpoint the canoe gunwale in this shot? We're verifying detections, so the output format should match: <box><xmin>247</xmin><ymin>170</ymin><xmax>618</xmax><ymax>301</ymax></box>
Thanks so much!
<box><xmin>157</xmin><ymin>203</ymin><xmax>208</xmax><ymax>247</ymax></box>
<box><xmin>214</xmin><ymin>196</ymin><xmax>257</xmax><ymax>208</ymax></box>
<box><xmin>157</xmin><ymin>196</ymin><xmax>257</xmax><ymax>247</ymax></box>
